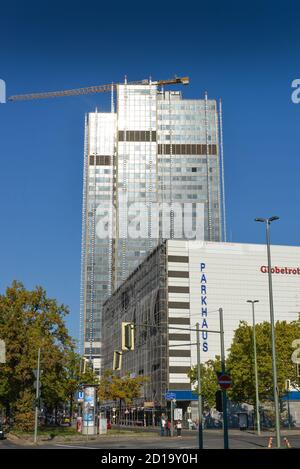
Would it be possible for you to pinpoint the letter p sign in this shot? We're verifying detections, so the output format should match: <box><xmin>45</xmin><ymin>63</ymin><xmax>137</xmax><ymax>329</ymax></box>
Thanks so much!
<box><xmin>0</xmin><ymin>79</ymin><xmax>6</xmax><ymax>103</ymax></box>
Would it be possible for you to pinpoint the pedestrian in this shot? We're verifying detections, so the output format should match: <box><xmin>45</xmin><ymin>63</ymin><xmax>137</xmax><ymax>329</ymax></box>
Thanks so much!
<box><xmin>176</xmin><ymin>420</ymin><xmax>182</xmax><ymax>437</ymax></box>
<box><xmin>166</xmin><ymin>419</ymin><xmax>171</xmax><ymax>436</ymax></box>
<box><xmin>160</xmin><ymin>414</ymin><xmax>166</xmax><ymax>436</ymax></box>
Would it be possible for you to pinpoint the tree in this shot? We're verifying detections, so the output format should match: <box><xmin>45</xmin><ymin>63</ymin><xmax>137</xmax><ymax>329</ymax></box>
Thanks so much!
<box><xmin>14</xmin><ymin>390</ymin><xmax>35</xmax><ymax>432</ymax></box>
<box><xmin>226</xmin><ymin>320</ymin><xmax>300</xmax><ymax>405</ymax></box>
<box><xmin>98</xmin><ymin>370</ymin><xmax>148</xmax><ymax>405</ymax></box>
<box><xmin>0</xmin><ymin>281</ymin><xmax>89</xmax><ymax>425</ymax></box>
<box><xmin>188</xmin><ymin>358</ymin><xmax>221</xmax><ymax>409</ymax></box>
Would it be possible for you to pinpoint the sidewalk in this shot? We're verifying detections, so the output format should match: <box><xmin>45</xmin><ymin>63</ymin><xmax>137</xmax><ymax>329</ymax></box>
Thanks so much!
<box><xmin>111</xmin><ymin>424</ymin><xmax>300</xmax><ymax>437</ymax></box>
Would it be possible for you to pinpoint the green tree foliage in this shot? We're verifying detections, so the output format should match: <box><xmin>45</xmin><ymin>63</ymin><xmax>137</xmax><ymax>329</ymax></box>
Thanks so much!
<box><xmin>226</xmin><ymin>320</ymin><xmax>300</xmax><ymax>405</ymax></box>
<box><xmin>13</xmin><ymin>390</ymin><xmax>35</xmax><ymax>432</ymax></box>
<box><xmin>98</xmin><ymin>370</ymin><xmax>148</xmax><ymax>405</ymax></box>
<box><xmin>188</xmin><ymin>358</ymin><xmax>221</xmax><ymax>409</ymax></box>
<box><xmin>0</xmin><ymin>281</ymin><xmax>95</xmax><ymax>423</ymax></box>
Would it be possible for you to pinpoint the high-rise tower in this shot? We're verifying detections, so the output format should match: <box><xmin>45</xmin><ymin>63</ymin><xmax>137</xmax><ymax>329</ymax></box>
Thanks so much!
<box><xmin>80</xmin><ymin>81</ymin><xmax>225</xmax><ymax>374</ymax></box>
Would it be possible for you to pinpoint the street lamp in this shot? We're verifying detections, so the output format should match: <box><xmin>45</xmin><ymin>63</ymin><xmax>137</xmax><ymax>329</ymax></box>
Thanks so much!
<box><xmin>246</xmin><ymin>300</ymin><xmax>261</xmax><ymax>435</ymax></box>
<box><xmin>255</xmin><ymin>216</ymin><xmax>280</xmax><ymax>448</ymax></box>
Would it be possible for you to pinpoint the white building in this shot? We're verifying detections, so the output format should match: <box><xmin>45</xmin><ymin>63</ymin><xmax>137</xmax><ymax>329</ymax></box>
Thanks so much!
<box><xmin>102</xmin><ymin>240</ymin><xmax>300</xmax><ymax>416</ymax></box>
<box><xmin>168</xmin><ymin>240</ymin><xmax>300</xmax><ymax>380</ymax></box>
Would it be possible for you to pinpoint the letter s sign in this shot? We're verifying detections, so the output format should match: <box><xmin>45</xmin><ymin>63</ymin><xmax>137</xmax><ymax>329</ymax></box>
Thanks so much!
<box><xmin>291</xmin><ymin>339</ymin><xmax>300</xmax><ymax>364</ymax></box>
<box><xmin>291</xmin><ymin>79</ymin><xmax>300</xmax><ymax>104</ymax></box>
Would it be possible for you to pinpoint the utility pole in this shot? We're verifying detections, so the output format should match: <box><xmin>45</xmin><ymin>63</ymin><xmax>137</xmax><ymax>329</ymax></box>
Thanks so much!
<box><xmin>255</xmin><ymin>216</ymin><xmax>281</xmax><ymax>447</ymax></box>
<box><xmin>34</xmin><ymin>348</ymin><xmax>41</xmax><ymax>444</ymax></box>
<box><xmin>196</xmin><ymin>322</ymin><xmax>203</xmax><ymax>449</ymax></box>
<box><xmin>219</xmin><ymin>308</ymin><xmax>229</xmax><ymax>449</ymax></box>
<box><xmin>170</xmin><ymin>399</ymin><xmax>175</xmax><ymax>437</ymax></box>
<box><xmin>247</xmin><ymin>300</ymin><xmax>261</xmax><ymax>435</ymax></box>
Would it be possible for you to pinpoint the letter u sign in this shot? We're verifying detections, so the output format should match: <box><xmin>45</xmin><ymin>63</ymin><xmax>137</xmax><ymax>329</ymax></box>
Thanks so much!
<box><xmin>0</xmin><ymin>79</ymin><xmax>6</xmax><ymax>103</ymax></box>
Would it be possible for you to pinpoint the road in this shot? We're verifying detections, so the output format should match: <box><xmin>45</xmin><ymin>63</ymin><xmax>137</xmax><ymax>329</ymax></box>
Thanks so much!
<box><xmin>0</xmin><ymin>430</ymin><xmax>299</xmax><ymax>449</ymax></box>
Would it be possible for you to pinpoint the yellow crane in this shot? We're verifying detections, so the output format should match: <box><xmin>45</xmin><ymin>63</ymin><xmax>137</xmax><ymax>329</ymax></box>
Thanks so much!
<box><xmin>8</xmin><ymin>76</ymin><xmax>189</xmax><ymax>102</ymax></box>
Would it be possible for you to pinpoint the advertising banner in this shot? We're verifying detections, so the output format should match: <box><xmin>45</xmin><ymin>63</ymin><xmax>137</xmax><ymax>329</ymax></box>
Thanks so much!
<box><xmin>83</xmin><ymin>386</ymin><xmax>96</xmax><ymax>427</ymax></box>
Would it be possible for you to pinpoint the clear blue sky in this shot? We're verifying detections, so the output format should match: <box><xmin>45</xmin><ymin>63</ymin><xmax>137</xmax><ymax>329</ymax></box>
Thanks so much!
<box><xmin>0</xmin><ymin>1</ymin><xmax>299</xmax><ymax>343</ymax></box>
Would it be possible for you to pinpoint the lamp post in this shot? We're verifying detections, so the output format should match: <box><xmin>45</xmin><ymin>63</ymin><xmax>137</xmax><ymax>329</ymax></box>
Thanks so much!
<box><xmin>247</xmin><ymin>300</ymin><xmax>261</xmax><ymax>435</ymax></box>
<box><xmin>255</xmin><ymin>216</ymin><xmax>281</xmax><ymax>448</ymax></box>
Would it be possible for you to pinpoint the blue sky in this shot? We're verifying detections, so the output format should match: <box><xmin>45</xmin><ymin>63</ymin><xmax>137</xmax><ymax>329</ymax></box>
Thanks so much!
<box><xmin>0</xmin><ymin>1</ymin><xmax>300</xmax><ymax>343</ymax></box>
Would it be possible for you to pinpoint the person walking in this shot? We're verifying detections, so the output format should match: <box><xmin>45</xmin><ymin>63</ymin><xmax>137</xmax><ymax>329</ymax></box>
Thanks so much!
<box><xmin>176</xmin><ymin>420</ymin><xmax>182</xmax><ymax>437</ymax></box>
<box><xmin>160</xmin><ymin>414</ymin><xmax>166</xmax><ymax>436</ymax></box>
<box><xmin>166</xmin><ymin>419</ymin><xmax>171</xmax><ymax>436</ymax></box>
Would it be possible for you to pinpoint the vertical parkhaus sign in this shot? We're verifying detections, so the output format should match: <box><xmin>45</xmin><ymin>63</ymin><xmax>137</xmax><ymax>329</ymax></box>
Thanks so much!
<box><xmin>200</xmin><ymin>262</ymin><xmax>209</xmax><ymax>352</ymax></box>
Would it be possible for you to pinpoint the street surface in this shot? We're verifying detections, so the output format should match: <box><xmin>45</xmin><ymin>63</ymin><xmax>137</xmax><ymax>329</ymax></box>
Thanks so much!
<box><xmin>0</xmin><ymin>429</ymin><xmax>299</xmax><ymax>449</ymax></box>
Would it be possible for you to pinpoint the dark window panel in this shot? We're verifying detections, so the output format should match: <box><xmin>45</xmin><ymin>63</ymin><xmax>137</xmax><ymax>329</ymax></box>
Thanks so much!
<box><xmin>168</xmin><ymin>333</ymin><xmax>190</xmax><ymax>341</ymax></box>
<box><xmin>168</xmin><ymin>302</ymin><xmax>190</xmax><ymax>309</ymax></box>
<box><xmin>168</xmin><ymin>317</ymin><xmax>190</xmax><ymax>325</ymax></box>
<box><xmin>169</xmin><ymin>366</ymin><xmax>190</xmax><ymax>374</ymax></box>
<box><xmin>168</xmin><ymin>286</ymin><xmax>190</xmax><ymax>293</ymax></box>
<box><xmin>169</xmin><ymin>349</ymin><xmax>191</xmax><ymax>357</ymax></box>
<box><xmin>168</xmin><ymin>271</ymin><xmax>189</xmax><ymax>278</ymax></box>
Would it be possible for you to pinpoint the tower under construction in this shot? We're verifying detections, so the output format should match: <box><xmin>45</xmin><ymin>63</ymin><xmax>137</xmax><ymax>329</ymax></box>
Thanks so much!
<box><xmin>80</xmin><ymin>78</ymin><xmax>226</xmax><ymax>374</ymax></box>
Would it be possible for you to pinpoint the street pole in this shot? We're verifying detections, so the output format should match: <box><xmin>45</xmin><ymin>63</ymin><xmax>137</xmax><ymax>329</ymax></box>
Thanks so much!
<box><xmin>34</xmin><ymin>348</ymin><xmax>41</xmax><ymax>444</ymax></box>
<box><xmin>170</xmin><ymin>399</ymin><xmax>174</xmax><ymax>437</ymax></box>
<box><xmin>219</xmin><ymin>308</ymin><xmax>229</xmax><ymax>449</ymax></box>
<box><xmin>287</xmin><ymin>393</ymin><xmax>291</xmax><ymax>430</ymax></box>
<box><xmin>196</xmin><ymin>322</ymin><xmax>203</xmax><ymax>449</ymax></box>
<box><xmin>255</xmin><ymin>216</ymin><xmax>281</xmax><ymax>448</ymax></box>
<box><xmin>247</xmin><ymin>300</ymin><xmax>261</xmax><ymax>435</ymax></box>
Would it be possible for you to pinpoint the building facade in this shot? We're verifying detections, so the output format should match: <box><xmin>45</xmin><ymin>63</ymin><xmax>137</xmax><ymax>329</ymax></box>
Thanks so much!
<box><xmin>80</xmin><ymin>80</ymin><xmax>225</xmax><ymax>372</ymax></box>
<box><xmin>102</xmin><ymin>240</ymin><xmax>300</xmax><ymax>419</ymax></box>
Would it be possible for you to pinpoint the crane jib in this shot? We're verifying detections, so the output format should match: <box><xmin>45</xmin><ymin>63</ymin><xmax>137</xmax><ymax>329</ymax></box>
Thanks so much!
<box><xmin>8</xmin><ymin>76</ymin><xmax>189</xmax><ymax>102</ymax></box>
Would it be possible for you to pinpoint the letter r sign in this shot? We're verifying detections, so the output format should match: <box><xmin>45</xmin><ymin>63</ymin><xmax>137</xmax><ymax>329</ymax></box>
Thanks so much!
<box><xmin>0</xmin><ymin>79</ymin><xmax>6</xmax><ymax>103</ymax></box>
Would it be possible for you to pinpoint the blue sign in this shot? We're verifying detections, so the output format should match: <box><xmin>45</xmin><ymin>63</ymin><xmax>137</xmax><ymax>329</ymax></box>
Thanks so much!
<box><xmin>165</xmin><ymin>392</ymin><xmax>176</xmax><ymax>400</ymax></box>
<box><xmin>77</xmin><ymin>391</ymin><xmax>84</xmax><ymax>401</ymax></box>
<box><xmin>200</xmin><ymin>262</ymin><xmax>208</xmax><ymax>352</ymax></box>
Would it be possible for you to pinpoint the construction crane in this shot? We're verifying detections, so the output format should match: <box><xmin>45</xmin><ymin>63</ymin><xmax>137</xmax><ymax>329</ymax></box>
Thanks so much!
<box><xmin>8</xmin><ymin>76</ymin><xmax>189</xmax><ymax>102</ymax></box>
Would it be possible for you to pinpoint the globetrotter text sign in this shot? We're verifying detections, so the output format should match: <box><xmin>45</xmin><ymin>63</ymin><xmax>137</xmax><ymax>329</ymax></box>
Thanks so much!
<box><xmin>200</xmin><ymin>262</ymin><xmax>208</xmax><ymax>352</ymax></box>
<box><xmin>260</xmin><ymin>265</ymin><xmax>300</xmax><ymax>275</ymax></box>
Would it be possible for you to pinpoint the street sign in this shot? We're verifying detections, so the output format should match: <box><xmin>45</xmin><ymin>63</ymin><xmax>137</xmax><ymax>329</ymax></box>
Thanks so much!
<box><xmin>78</xmin><ymin>391</ymin><xmax>84</xmax><ymax>402</ymax></box>
<box><xmin>165</xmin><ymin>392</ymin><xmax>176</xmax><ymax>400</ymax></box>
<box><xmin>174</xmin><ymin>408</ymin><xmax>183</xmax><ymax>420</ymax></box>
<box><xmin>218</xmin><ymin>373</ymin><xmax>232</xmax><ymax>390</ymax></box>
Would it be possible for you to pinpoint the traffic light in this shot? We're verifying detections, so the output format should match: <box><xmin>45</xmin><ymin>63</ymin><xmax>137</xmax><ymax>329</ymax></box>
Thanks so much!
<box><xmin>215</xmin><ymin>390</ymin><xmax>223</xmax><ymax>412</ymax></box>
<box><xmin>113</xmin><ymin>351</ymin><xmax>122</xmax><ymax>371</ymax></box>
<box><xmin>122</xmin><ymin>322</ymin><xmax>135</xmax><ymax>351</ymax></box>
<box><xmin>34</xmin><ymin>397</ymin><xmax>43</xmax><ymax>408</ymax></box>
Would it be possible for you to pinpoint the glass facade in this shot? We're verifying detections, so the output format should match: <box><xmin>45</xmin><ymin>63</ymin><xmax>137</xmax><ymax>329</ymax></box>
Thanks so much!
<box><xmin>81</xmin><ymin>83</ymin><xmax>224</xmax><ymax>372</ymax></box>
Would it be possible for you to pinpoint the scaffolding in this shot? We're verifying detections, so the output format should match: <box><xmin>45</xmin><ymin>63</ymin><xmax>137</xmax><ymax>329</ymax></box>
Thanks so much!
<box><xmin>102</xmin><ymin>242</ymin><xmax>169</xmax><ymax>409</ymax></box>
